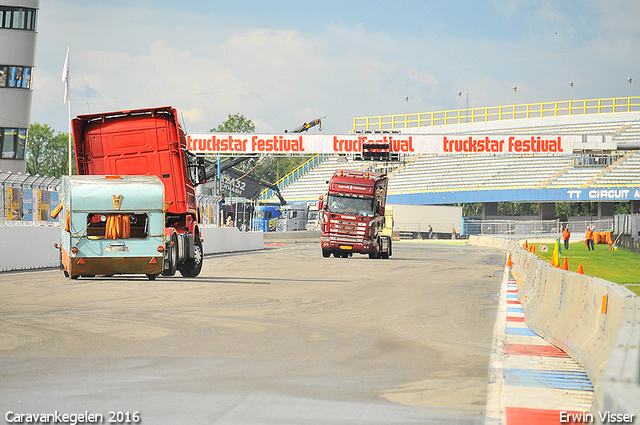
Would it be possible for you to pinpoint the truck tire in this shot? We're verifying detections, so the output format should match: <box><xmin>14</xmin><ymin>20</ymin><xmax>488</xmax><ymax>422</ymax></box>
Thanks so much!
<box><xmin>381</xmin><ymin>237</ymin><xmax>391</xmax><ymax>259</ymax></box>
<box><xmin>322</xmin><ymin>249</ymin><xmax>331</xmax><ymax>258</ymax></box>
<box><xmin>162</xmin><ymin>233</ymin><xmax>178</xmax><ymax>276</ymax></box>
<box><xmin>369</xmin><ymin>238</ymin><xmax>381</xmax><ymax>259</ymax></box>
<box><xmin>179</xmin><ymin>233</ymin><xmax>203</xmax><ymax>277</ymax></box>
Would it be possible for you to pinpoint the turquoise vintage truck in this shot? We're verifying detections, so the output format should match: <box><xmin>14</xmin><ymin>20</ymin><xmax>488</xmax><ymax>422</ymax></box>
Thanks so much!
<box><xmin>55</xmin><ymin>175</ymin><xmax>166</xmax><ymax>279</ymax></box>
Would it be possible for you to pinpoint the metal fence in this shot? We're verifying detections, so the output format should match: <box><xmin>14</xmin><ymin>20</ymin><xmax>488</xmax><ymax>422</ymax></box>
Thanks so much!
<box><xmin>1</xmin><ymin>171</ymin><xmax>222</xmax><ymax>227</ymax></box>
<box><xmin>463</xmin><ymin>218</ymin><xmax>614</xmax><ymax>238</ymax></box>
<box><xmin>0</xmin><ymin>171</ymin><xmax>61</xmax><ymax>226</ymax></box>
<box><xmin>614</xmin><ymin>214</ymin><xmax>640</xmax><ymax>242</ymax></box>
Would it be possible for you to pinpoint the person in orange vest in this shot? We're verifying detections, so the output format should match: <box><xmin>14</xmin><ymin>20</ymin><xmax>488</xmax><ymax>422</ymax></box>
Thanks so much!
<box><xmin>585</xmin><ymin>225</ymin><xmax>594</xmax><ymax>251</ymax></box>
<box><xmin>562</xmin><ymin>225</ymin><xmax>571</xmax><ymax>250</ymax></box>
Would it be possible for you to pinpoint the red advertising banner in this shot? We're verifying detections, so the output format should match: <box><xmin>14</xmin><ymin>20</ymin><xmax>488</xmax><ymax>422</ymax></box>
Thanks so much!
<box><xmin>186</xmin><ymin>133</ymin><xmax>595</xmax><ymax>155</ymax></box>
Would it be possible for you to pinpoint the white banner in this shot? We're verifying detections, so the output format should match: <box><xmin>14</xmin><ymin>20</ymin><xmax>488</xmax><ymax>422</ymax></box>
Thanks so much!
<box><xmin>186</xmin><ymin>133</ymin><xmax>596</xmax><ymax>155</ymax></box>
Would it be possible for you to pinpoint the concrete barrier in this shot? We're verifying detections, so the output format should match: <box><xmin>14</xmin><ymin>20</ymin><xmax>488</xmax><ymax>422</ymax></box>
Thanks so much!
<box><xmin>1</xmin><ymin>226</ymin><xmax>263</xmax><ymax>272</ymax></box>
<box><xmin>0</xmin><ymin>226</ymin><xmax>61</xmax><ymax>271</ymax></box>
<box><xmin>200</xmin><ymin>227</ymin><xmax>263</xmax><ymax>254</ymax></box>
<box><xmin>469</xmin><ymin>235</ymin><xmax>640</xmax><ymax>422</ymax></box>
<box><xmin>263</xmin><ymin>230</ymin><xmax>320</xmax><ymax>243</ymax></box>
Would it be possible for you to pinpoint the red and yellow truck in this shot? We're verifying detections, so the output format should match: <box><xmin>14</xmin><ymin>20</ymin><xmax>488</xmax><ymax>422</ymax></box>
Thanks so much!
<box><xmin>319</xmin><ymin>169</ymin><xmax>392</xmax><ymax>259</ymax></box>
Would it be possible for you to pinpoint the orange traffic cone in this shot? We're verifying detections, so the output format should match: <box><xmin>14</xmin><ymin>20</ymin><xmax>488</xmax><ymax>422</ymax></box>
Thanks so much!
<box><xmin>561</xmin><ymin>258</ymin><xmax>568</xmax><ymax>271</ymax></box>
<box><xmin>507</xmin><ymin>254</ymin><xmax>512</xmax><ymax>267</ymax></box>
<box><xmin>532</xmin><ymin>245</ymin><xmax>536</xmax><ymax>253</ymax></box>
<box><xmin>524</xmin><ymin>240</ymin><xmax>528</xmax><ymax>249</ymax></box>
<box><xmin>577</xmin><ymin>265</ymin><xmax>584</xmax><ymax>274</ymax></box>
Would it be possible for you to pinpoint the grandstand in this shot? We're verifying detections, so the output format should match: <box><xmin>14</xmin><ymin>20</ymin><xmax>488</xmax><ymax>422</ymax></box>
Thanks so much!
<box><xmin>260</xmin><ymin>96</ymin><xmax>640</xmax><ymax>219</ymax></box>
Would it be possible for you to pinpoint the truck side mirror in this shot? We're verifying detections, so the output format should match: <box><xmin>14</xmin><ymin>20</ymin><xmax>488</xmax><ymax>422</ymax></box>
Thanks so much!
<box><xmin>318</xmin><ymin>196</ymin><xmax>324</xmax><ymax>211</ymax></box>
<box><xmin>197</xmin><ymin>165</ymin><xmax>207</xmax><ymax>185</ymax></box>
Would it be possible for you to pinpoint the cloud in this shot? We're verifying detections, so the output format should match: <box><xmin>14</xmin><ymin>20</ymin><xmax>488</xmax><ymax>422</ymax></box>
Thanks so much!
<box><xmin>30</xmin><ymin>1</ymin><xmax>640</xmax><ymax>136</ymax></box>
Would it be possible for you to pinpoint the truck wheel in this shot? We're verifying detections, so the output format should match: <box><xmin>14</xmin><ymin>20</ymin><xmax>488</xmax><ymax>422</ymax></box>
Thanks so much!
<box><xmin>180</xmin><ymin>234</ymin><xmax>203</xmax><ymax>277</ymax></box>
<box><xmin>381</xmin><ymin>237</ymin><xmax>391</xmax><ymax>259</ymax></box>
<box><xmin>146</xmin><ymin>274</ymin><xmax>157</xmax><ymax>280</ymax></box>
<box><xmin>322</xmin><ymin>249</ymin><xmax>331</xmax><ymax>258</ymax></box>
<box><xmin>162</xmin><ymin>234</ymin><xmax>178</xmax><ymax>276</ymax></box>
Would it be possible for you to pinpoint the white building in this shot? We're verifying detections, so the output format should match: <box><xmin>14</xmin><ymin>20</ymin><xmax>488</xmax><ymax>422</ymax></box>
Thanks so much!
<box><xmin>0</xmin><ymin>0</ymin><xmax>38</xmax><ymax>173</ymax></box>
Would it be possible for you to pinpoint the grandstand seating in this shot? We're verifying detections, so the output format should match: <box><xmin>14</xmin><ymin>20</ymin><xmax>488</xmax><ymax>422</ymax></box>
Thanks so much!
<box><xmin>261</xmin><ymin>107</ymin><xmax>640</xmax><ymax>204</ymax></box>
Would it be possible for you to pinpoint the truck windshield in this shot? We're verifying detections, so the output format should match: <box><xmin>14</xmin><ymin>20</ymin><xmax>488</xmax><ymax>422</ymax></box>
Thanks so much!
<box><xmin>327</xmin><ymin>194</ymin><xmax>374</xmax><ymax>217</ymax></box>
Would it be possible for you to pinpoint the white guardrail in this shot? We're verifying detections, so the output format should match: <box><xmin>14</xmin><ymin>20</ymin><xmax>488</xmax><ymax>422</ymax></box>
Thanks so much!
<box><xmin>469</xmin><ymin>236</ymin><xmax>639</xmax><ymax>423</ymax></box>
<box><xmin>0</xmin><ymin>226</ymin><xmax>263</xmax><ymax>272</ymax></box>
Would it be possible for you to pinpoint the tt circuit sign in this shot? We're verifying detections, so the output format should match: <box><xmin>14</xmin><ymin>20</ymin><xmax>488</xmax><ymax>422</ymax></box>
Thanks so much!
<box><xmin>186</xmin><ymin>133</ymin><xmax>596</xmax><ymax>155</ymax></box>
<box><xmin>567</xmin><ymin>188</ymin><xmax>640</xmax><ymax>201</ymax></box>
<box><xmin>388</xmin><ymin>186</ymin><xmax>640</xmax><ymax>205</ymax></box>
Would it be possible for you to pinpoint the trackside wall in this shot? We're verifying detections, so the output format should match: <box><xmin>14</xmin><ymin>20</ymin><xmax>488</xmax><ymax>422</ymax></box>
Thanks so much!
<box><xmin>468</xmin><ymin>236</ymin><xmax>639</xmax><ymax>423</ymax></box>
<box><xmin>0</xmin><ymin>226</ymin><xmax>263</xmax><ymax>272</ymax></box>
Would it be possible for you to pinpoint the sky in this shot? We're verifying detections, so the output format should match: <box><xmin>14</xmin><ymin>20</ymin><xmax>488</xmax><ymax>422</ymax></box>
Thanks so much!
<box><xmin>32</xmin><ymin>0</ymin><xmax>640</xmax><ymax>135</ymax></box>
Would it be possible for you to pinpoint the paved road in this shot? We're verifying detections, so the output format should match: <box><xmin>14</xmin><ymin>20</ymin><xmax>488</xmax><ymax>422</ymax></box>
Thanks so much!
<box><xmin>1</xmin><ymin>242</ymin><xmax>504</xmax><ymax>424</ymax></box>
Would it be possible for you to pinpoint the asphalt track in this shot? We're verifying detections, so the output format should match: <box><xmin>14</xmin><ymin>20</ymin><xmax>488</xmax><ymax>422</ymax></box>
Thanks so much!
<box><xmin>1</xmin><ymin>241</ymin><xmax>505</xmax><ymax>424</ymax></box>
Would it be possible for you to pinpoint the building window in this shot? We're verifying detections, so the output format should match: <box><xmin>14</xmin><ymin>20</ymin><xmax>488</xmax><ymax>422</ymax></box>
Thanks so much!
<box><xmin>0</xmin><ymin>128</ymin><xmax>27</xmax><ymax>159</ymax></box>
<box><xmin>0</xmin><ymin>65</ymin><xmax>33</xmax><ymax>89</ymax></box>
<box><xmin>0</xmin><ymin>7</ymin><xmax>37</xmax><ymax>30</ymax></box>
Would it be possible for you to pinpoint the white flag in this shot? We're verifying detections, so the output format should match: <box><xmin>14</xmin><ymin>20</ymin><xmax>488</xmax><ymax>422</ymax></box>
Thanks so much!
<box><xmin>62</xmin><ymin>46</ymin><xmax>69</xmax><ymax>104</ymax></box>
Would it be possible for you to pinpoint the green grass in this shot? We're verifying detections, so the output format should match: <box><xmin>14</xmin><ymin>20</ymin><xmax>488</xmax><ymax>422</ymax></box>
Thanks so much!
<box><xmin>532</xmin><ymin>241</ymin><xmax>640</xmax><ymax>293</ymax></box>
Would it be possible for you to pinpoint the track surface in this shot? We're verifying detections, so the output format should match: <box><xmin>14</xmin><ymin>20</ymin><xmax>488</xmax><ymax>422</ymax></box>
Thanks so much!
<box><xmin>1</xmin><ymin>242</ymin><xmax>504</xmax><ymax>424</ymax></box>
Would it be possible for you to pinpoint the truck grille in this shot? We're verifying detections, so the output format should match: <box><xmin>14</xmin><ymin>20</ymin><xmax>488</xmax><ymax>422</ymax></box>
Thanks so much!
<box><xmin>329</xmin><ymin>217</ymin><xmax>368</xmax><ymax>244</ymax></box>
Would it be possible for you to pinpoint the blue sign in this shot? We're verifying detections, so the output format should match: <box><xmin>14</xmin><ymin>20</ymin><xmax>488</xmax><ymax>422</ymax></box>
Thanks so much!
<box><xmin>388</xmin><ymin>186</ymin><xmax>640</xmax><ymax>205</ymax></box>
<box><xmin>23</xmin><ymin>189</ymin><xmax>33</xmax><ymax>221</ymax></box>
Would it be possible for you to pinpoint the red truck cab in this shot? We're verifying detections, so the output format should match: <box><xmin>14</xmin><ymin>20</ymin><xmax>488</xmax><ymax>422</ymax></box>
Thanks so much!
<box><xmin>72</xmin><ymin>106</ymin><xmax>207</xmax><ymax>277</ymax></box>
<box><xmin>320</xmin><ymin>169</ymin><xmax>392</xmax><ymax>259</ymax></box>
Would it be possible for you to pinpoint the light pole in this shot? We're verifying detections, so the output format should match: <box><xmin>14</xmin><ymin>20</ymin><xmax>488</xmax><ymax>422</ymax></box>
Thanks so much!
<box><xmin>569</xmin><ymin>81</ymin><xmax>574</xmax><ymax>114</ymax></box>
<box><xmin>569</xmin><ymin>81</ymin><xmax>573</xmax><ymax>101</ymax></box>
<box><xmin>628</xmin><ymin>78</ymin><xmax>632</xmax><ymax>98</ymax></box>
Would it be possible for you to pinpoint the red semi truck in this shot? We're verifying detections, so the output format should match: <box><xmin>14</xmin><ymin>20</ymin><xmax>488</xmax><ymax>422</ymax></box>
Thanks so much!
<box><xmin>319</xmin><ymin>169</ymin><xmax>392</xmax><ymax>259</ymax></box>
<box><xmin>71</xmin><ymin>106</ymin><xmax>207</xmax><ymax>277</ymax></box>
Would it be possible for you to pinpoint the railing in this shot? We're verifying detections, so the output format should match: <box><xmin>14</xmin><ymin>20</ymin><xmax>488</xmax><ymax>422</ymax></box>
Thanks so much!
<box><xmin>1</xmin><ymin>170</ymin><xmax>223</xmax><ymax>227</ymax></box>
<box><xmin>258</xmin><ymin>153</ymin><xmax>329</xmax><ymax>202</ymax></box>
<box><xmin>614</xmin><ymin>214</ymin><xmax>640</xmax><ymax>242</ymax></box>
<box><xmin>0</xmin><ymin>171</ymin><xmax>61</xmax><ymax>226</ymax></box>
<box><xmin>354</xmin><ymin>96</ymin><xmax>640</xmax><ymax>132</ymax></box>
<box><xmin>462</xmin><ymin>218</ymin><xmax>613</xmax><ymax>237</ymax></box>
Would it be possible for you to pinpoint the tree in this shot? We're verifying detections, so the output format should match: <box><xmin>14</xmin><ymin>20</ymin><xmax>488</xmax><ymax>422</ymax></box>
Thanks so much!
<box><xmin>209</xmin><ymin>113</ymin><xmax>312</xmax><ymax>186</ymax></box>
<box><xmin>210</xmin><ymin>113</ymin><xmax>255</xmax><ymax>133</ymax></box>
<box><xmin>26</xmin><ymin>123</ymin><xmax>75</xmax><ymax>177</ymax></box>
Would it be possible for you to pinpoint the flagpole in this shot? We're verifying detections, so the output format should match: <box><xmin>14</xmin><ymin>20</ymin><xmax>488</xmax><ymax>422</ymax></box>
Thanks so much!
<box><xmin>62</xmin><ymin>46</ymin><xmax>71</xmax><ymax>175</ymax></box>
<box><xmin>68</xmin><ymin>96</ymin><xmax>72</xmax><ymax>175</ymax></box>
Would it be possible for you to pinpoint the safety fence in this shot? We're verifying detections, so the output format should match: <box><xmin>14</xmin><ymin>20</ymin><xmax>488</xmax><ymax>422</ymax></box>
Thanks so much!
<box><xmin>1</xmin><ymin>171</ymin><xmax>222</xmax><ymax>227</ymax></box>
<box><xmin>353</xmin><ymin>96</ymin><xmax>640</xmax><ymax>132</ymax></box>
<box><xmin>0</xmin><ymin>172</ymin><xmax>61</xmax><ymax>226</ymax></box>
<box><xmin>613</xmin><ymin>213</ymin><xmax>640</xmax><ymax>253</ymax></box>
<box><xmin>462</xmin><ymin>218</ymin><xmax>613</xmax><ymax>237</ymax></box>
<box><xmin>614</xmin><ymin>214</ymin><xmax>640</xmax><ymax>241</ymax></box>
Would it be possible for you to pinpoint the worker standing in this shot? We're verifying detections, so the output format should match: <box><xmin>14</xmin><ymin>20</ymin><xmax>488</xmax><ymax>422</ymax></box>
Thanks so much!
<box><xmin>585</xmin><ymin>225</ymin><xmax>594</xmax><ymax>251</ymax></box>
<box><xmin>562</xmin><ymin>226</ymin><xmax>571</xmax><ymax>250</ymax></box>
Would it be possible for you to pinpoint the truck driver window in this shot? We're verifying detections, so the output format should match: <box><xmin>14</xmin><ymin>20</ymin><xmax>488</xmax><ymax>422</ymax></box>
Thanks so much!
<box><xmin>327</xmin><ymin>194</ymin><xmax>374</xmax><ymax>217</ymax></box>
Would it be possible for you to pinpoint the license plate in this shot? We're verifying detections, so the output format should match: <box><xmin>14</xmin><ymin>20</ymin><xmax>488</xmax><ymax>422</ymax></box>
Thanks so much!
<box><xmin>105</xmin><ymin>245</ymin><xmax>129</xmax><ymax>252</ymax></box>
<box><xmin>340</xmin><ymin>245</ymin><xmax>353</xmax><ymax>250</ymax></box>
